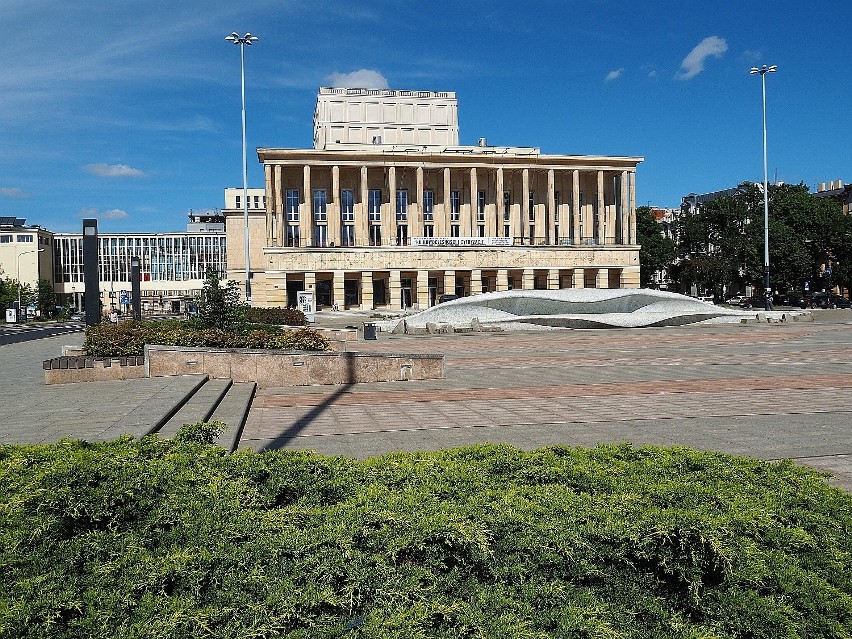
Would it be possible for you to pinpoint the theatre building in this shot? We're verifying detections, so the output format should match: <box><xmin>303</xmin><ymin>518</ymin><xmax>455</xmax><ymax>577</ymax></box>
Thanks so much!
<box><xmin>225</xmin><ymin>87</ymin><xmax>643</xmax><ymax>310</ymax></box>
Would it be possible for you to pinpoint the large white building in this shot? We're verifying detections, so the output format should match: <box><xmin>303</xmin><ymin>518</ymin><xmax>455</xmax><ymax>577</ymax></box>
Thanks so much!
<box><xmin>224</xmin><ymin>87</ymin><xmax>643</xmax><ymax>309</ymax></box>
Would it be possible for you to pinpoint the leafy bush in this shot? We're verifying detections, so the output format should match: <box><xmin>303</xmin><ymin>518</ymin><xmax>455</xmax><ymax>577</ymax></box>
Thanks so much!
<box><xmin>1</xmin><ymin>441</ymin><xmax>850</xmax><ymax>638</ymax></box>
<box><xmin>244</xmin><ymin>306</ymin><xmax>308</xmax><ymax>326</ymax></box>
<box><xmin>82</xmin><ymin>321</ymin><xmax>330</xmax><ymax>356</ymax></box>
<box><xmin>193</xmin><ymin>269</ymin><xmax>248</xmax><ymax>332</ymax></box>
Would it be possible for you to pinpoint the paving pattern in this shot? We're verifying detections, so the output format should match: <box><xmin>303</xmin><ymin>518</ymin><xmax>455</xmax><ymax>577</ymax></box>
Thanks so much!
<box><xmin>242</xmin><ymin>317</ymin><xmax>852</xmax><ymax>490</ymax></box>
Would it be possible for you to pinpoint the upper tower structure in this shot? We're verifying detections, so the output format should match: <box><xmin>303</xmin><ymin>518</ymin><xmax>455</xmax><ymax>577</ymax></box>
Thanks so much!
<box><xmin>313</xmin><ymin>87</ymin><xmax>459</xmax><ymax>150</ymax></box>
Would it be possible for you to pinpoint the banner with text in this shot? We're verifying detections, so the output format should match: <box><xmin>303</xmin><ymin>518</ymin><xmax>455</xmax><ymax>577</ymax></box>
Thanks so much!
<box><xmin>411</xmin><ymin>236</ymin><xmax>513</xmax><ymax>247</ymax></box>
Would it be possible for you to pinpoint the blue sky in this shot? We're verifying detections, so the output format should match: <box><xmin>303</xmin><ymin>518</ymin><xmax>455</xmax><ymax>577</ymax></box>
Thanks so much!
<box><xmin>2</xmin><ymin>0</ymin><xmax>850</xmax><ymax>233</ymax></box>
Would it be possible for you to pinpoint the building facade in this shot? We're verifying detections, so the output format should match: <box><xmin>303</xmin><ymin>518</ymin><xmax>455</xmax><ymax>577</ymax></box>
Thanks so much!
<box><xmin>0</xmin><ymin>217</ymin><xmax>55</xmax><ymax>301</ymax></box>
<box><xmin>225</xmin><ymin>87</ymin><xmax>643</xmax><ymax>309</ymax></box>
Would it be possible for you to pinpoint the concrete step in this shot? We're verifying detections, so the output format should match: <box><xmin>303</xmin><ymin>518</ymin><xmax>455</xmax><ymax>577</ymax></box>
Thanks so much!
<box><xmin>157</xmin><ymin>377</ymin><xmax>233</xmax><ymax>439</ymax></box>
<box><xmin>101</xmin><ymin>374</ymin><xmax>210</xmax><ymax>440</ymax></box>
<box><xmin>210</xmin><ymin>382</ymin><xmax>256</xmax><ymax>453</ymax></box>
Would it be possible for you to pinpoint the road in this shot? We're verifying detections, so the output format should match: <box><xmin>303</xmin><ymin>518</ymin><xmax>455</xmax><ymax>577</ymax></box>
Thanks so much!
<box><xmin>0</xmin><ymin>322</ymin><xmax>83</xmax><ymax>346</ymax></box>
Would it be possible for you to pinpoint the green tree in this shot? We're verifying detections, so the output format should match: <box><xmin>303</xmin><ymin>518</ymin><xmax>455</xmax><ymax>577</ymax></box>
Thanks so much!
<box><xmin>672</xmin><ymin>183</ymin><xmax>848</xmax><ymax>296</ymax></box>
<box><xmin>635</xmin><ymin>206</ymin><xmax>676</xmax><ymax>288</ymax></box>
<box><xmin>0</xmin><ymin>277</ymin><xmax>17</xmax><ymax>310</ymax></box>
<box><xmin>36</xmin><ymin>279</ymin><xmax>57</xmax><ymax>318</ymax></box>
<box><xmin>193</xmin><ymin>268</ymin><xmax>247</xmax><ymax>331</ymax></box>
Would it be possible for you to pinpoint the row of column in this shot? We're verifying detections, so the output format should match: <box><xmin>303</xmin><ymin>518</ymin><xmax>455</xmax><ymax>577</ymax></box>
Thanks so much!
<box><xmin>264</xmin><ymin>163</ymin><xmax>637</xmax><ymax>248</ymax></box>
<box><xmin>268</xmin><ymin>267</ymin><xmax>627</xmax><ymax>310</ymax></box>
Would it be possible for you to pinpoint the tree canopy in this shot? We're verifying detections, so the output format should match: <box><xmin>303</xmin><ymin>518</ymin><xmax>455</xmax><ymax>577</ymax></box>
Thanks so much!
<box><xmin>636</xmin><ymin>206</ymin><xmax>676</xmax><ymax>288</ymax></box>
<box><xmin>671</xmin><ymin>183</ymin><xmax>850</xmax><ymax>296</ymax></box>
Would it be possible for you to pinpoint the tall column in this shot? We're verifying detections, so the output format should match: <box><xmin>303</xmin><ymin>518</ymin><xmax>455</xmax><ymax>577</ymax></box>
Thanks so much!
<box><xmin>274</xmin><ymin>165</ymin><xmax>284</xmax><ymax>247</ymax></box>
<box><xmin>358</xmin><ymin>165</ymin><xmax>369</xmax><ymax>247</ymax></box>
<box><xmin>522</xmin><ymin>268</ymin><xmax>534</xmax><ymax>290</ymax></box>
<box><xmin>264</xmin><ymin>164</ymin><xmax>273</xmax><ymax>246</ymax></box>
<box><xmin>547</xmin><ymin>169</ymin><xmax>556</xmax><ymax>245</ymax></box>
<box><xmin>438</xmin><ymin>167</ymin><xmax>450</xmax><ymax>237</ymax></box>
<box><xmin>496</xmin><ymin>269</ymin><xmax>509</xmax><ymax>291</ymax></box>
<box><xmin>464</xmin><ymin>167</ymin><xmax>476</xmax><ymax>237</ymax></box>
<box><xmin>327</xmin><ymin>165</ymin><xmax>340</xmax><ymax>247</ymax></box>
<box><xmin>572</xmin><ymin>169</ymin><xmax>580</xmax><ymax>244</ymax></box>
<box><xmin>496</xmin><ymin>167</ymin><xmax>505</xmax><ymax>238</ymax></box>
<box><xmin>470</xmin><ymin>268</ymin><xmax>482</xmax><ymax>295</ymax></box>
<box><xmin>596</xmin><ymin>268</ymin><xmax>609</xmax><ymax>289</ymax></box>
<box><xmin>389</xmin><ymin>269</ymin><xmax>402</xmax><ymax>309</ymax></box>
<box><xmin>547</xmin><ymin>268</ymin><xmax>560</xmax><ymax>290</ymax></box>
<box><xmin>572</xmin><ymin>268</ymin><xmax>585</xmax><ymax>288</ymax></box>
<box><xmin>417</xmin><ymin>269</ymin><xmax>429</xmax><ymax>309</ymax></box>
<box><xmin>304</xmin><ymin>271</ymin><xmax>316</xmax><ymax>294</ymax></box>
<box><xmin>360</xmin><ymin>271</ymin><xmax>373</xmax><ymax>310</ymax></box>
<box><xmin>386</xmin><ymin>165</ymin><xmax>396</xmax><ymax>245</ymax></box>
<box><xmin>629</xmin><ymin>171</ymin><xmax>637</xmax><ymax>244</ymax></box>
<box><xmin>301</xmin><ymin>165</ymin><xmax>312</xmax><ymax>247</ymax></box>
<box><xmin>412</xmin><ymin>166</ymin><xmax>424</xmax><ymax>236</ymax></box>
<box><xmin>332</xmin><ymin>270</ymin><xmax>345</xmax><ymax>309</ymax></box>
<box><xmin>620</xmin><ymin>266</ymin><xmax>640</xmax><ymax>288</ymax></box>
<box><xmin>443</xmin><ymin>270</ymin><xmax>456</xmax><ymax>297</ymax></box>
<box><xmin>596</xmin><ymin>170</ymin><xmax>605</xmax><ymax>245</ymax></box>
<box><xmin>620</xmin><ymin>170</ymin><xmax>629</xmax><ymax>245</ymax></box>
<box><xmin>521</xmin><ymin>168</ymin><xmax>530</xmax><ymax>242</ymax></box>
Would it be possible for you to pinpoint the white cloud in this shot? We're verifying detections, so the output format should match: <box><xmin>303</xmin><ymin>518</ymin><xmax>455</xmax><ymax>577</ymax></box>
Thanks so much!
<box><xmin>676</xmin><ymin>36</ymin><xmax>728</xmax><ymax>80</ymax></box>
<box><xmin>78</xmin><ymin>207</ymin><xmax>128</xmax><ymax>220</ymax></box>
<box><xmin>648</xmin><ymin>70</ymin><xmax>658</xmax><ymax>78</ymax></box>
<box><xmin>0</xmin><ymin>187</ymin><xmax>29</xmax><ymax>199</ymax></box>
<box><xmin>605</xmin><ymin>68</ymin><xmax>625</xmax><ymax>82</ymax></box>
<box><xmin>325</xmin><ymin>69</ymin><xmax>389</xmax><ymax>90</ymax></box>
<box><xmin>83</xmin><ymin>163</ymin><xmax>145</xmax><ymax>178</ymax></box>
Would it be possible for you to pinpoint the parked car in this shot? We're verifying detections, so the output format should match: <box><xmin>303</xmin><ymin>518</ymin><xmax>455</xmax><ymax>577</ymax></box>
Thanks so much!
<box><xmin>806</xmin><ymin>293</ymin><xmax>851</xmax><ymax>309</ymax></box>
<box><xmin>70</xmin><ymin>311</ymin><xmax>85</xmax><ymax>321</ymax></box>
<box><xmin>724</xmin><ymin>295</ymin><xmax>745</xmax><ymax>306</ymax></box>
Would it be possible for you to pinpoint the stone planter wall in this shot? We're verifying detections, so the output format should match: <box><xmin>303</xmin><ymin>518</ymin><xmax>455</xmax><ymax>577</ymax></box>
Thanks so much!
<box><xmin>144</xmin><ymin>345</ymin><xmax>444</xmax><ymax>388</ymax></box>
<box><xmin>44</xmin><ymin>356</ymin><xmax>147</xmax><ymax>385</ymax></box>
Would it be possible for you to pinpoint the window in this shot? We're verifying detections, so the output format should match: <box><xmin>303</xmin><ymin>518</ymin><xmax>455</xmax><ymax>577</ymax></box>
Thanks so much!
<box><xmin>478</xmin><ymin>224</ymin><xmax>486</xmax><ymax>237</ymax></box>
<box><xmin>235</xmin><ymin>195</ymin><xmax>241</xmax><ymax>209</ymax></box>
<box><xmin>554</xmin><ymin>191</ymin><xmax>560</xmax><ymax>241</ymax></box>
<box><xmin>450</xmin><ymin>191</ymin><xmax>460</xmax><ymax>221</ymax></box>
<box><xmin>528</xmin><ymin>190</ymin><xmax>535</xmax><ymax>222</ymax></box>
<box><xmin>450</xmin><ymin>224</ymin><xmax>460</xmax><ymax>237</ymax></box>
<box><xmin>341</xmin><ymin>225</ymin><xmax>356</xmax><ymax>247</ymax></box>
<box><xmin>423</xmin><ymin>224</ymin><xmax>434</xmax><ymax>237</ymax></box>
<box><xmin>313</xmin><ymin>189</ymin><xmax>327</xmax><ymax>221</ymax></box>
<box><xmin>287</xmin><ymin>226</ymin><xmax>300</xmax><ymax>247</ymax></box>
<box><xmin>423</xmin><ymin>189</ymin><xmax>434</xmax><ymax>221</ymax></box>
<box><xmin>313</xmin><ymin>224</ymin><xmax>327</xmax><ymax>247</ymax></box>
<box><xmin>504</xmin><ymin>224</ymin><xmax>511</xmax><ymax>238</ymax></box>
<box><xmin>396</xmin><ymin>224</ymin><xmax>408</xmax><ymax>246</ymax></box>
<box><xmin>0</xmin><ymin>235</ymin><xmax>11</xmax><ymax>243</ymax></box>
<box><xmin>253</xmin><ymin>195</ymin><xmax>260</xmax><ymax>209</ymax></box>
<box><xmin>341</xmin><ymin>189</ymin><xmax>354</xmax><ymax>222</ymax></box>
<box><xmin>17</xmin><ymin>235</ymin><xmax>33</xmax><ymax>243</ymax></box>
<box><xmin>368</xmin><ymin>189</ymin><xmax>382</xmax><ymax>223</ymax></box>
<box><xmin>286</xmin><ymin>189</ymin><xmax>300</xmax><ymax>221</ymax></box>
<box><xmin>477</xmin><ymin>191</ymin><xmax>486</xmax><ymax>221</ymax></box>
<box><xmin>369</xmin><ymin>225</ymin><xmax>382</xmax><ymax>246</ymax></box>
<box><xmin>396</xmin><ymin>189</ymin><xmax>408</xmax><ymax>221</ymax></box>
<box><xmin>503</xmin><ymin>191</ymin><xmax>511</xmax><ymax>221</ymax></box>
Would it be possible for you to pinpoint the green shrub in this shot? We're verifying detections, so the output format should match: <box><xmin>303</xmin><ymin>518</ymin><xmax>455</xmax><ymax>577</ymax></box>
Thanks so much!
<box><xmin>82</xmin><ymin>321</ymin><xmax>330</xmax><ymax>356</ymax></box>
<box><xmin>1</xmin><ymin>441</ymin><xmax>850</xmax><ymax>638</ymax></box>
<box><xmin>244</xmin><ymin>306</ymin><xmax>307</xmax><ymax>326</ymax></box>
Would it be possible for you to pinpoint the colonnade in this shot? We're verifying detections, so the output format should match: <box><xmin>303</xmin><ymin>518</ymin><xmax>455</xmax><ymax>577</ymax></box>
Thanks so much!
<box><xmin>263</xmin><ymin>160</ymin><xmax>638</xmax><ymax>250</ymax></box>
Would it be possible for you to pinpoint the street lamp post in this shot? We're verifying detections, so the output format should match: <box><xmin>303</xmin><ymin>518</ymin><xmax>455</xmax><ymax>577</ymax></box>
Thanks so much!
<box><xmin>226</xmin><ymin>31</ymin><xmax>259</xmax><ymax>305</ymax></box>
<box><xmin>750</xmin><ymin>63</ymin><xmax>777</xmax><ymax>311</ymax></box>
<box><xmin>16</xmin><ymin>247</ymin><xmax>45</xmax><ymax>318</ymax></box>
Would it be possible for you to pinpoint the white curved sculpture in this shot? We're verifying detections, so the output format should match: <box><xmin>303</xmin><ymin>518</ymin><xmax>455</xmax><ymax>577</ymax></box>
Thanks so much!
<box><xmin>393</xmin><ymin>289</ymin><xmax>797</xmax><ymax>330</ymax></box>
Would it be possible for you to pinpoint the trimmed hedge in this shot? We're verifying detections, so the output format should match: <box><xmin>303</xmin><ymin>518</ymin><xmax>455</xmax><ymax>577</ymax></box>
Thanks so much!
<box><xmin>82</xmin><ymin>320</ymin><xmax>330</xmax><ymax>356</ymax></box>
<box><xmin>243</xmin><ymin>306</ymin><xmax>308</xmax><ymax>326</ymax></box>
<box><xmin>1</xmin><ymin>438</ymin><xmax>851</xmax><ymax>638</ymax></box>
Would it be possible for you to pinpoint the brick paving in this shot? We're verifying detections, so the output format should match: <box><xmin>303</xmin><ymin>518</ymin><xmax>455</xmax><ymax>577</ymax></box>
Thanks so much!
<box><xmin>241</xmin><ymin>317</ymin><xmax>852</xmax><ymax>490</ymax></box>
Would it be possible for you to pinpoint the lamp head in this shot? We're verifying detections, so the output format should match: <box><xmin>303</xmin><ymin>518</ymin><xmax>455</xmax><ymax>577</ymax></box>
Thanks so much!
<box><xmin>225</xmin><ymin>32</ymin><xmax>239</xmax><ymax>43</ymax></box>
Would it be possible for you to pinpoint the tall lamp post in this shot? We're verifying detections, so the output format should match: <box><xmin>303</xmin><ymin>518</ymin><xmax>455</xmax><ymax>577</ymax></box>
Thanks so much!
<box><xmin>750</xmin><ymin>63</ymin><xmax>777</xmax><ymax>311</ymax></box>
<box><xmin>226</xmin><ymin>31</ymin><xmax>259</xmax><ymax>305</ymax></box>
<box><xmin>16</xmin><ymin>247</ymin><xmax>45</xmax><ymax>317</ymax></box>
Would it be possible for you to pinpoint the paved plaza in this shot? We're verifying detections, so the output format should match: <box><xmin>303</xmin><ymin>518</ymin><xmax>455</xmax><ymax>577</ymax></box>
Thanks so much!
<box><xmin>2</xmin><ymin>312</ymin><xmax>851</xmax><ymax>491</ymax></box>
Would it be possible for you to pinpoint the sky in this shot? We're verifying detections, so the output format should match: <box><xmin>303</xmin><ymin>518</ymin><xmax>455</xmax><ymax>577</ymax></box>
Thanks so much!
<box><xmin>2</xmin><ymin>0</ymin><xmax>850</xmax><ymax>234</ymax></box>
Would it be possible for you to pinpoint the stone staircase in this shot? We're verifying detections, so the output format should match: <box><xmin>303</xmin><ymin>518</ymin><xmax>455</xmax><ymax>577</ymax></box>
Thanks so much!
<box><xmin>150</xmin><ymin>376</ymin><xmax>256</xmax><ymax>452</ymax></box>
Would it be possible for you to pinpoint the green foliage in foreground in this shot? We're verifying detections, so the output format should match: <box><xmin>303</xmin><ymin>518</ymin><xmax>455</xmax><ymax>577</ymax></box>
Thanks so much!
<box><xmin>1</xmin><ymin>438</ymin><xmax>851</xmax><ymax>639</ymax></box>
<box><xmin>243</xmin><ymin>306</ymin><xmax>308</xmax><ymax>326</ymax></box>
<box><xmin>82</xmin><ymin>320</ymin><xmax>330</xmax><ymax>356</ymax></box>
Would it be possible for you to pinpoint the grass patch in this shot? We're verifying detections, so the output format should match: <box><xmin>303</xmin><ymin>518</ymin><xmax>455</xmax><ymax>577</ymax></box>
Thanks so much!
<box><xmin>1</xmin><ymin>438</ymin><xmax>850</xmax><ymax>638</ymax></box>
